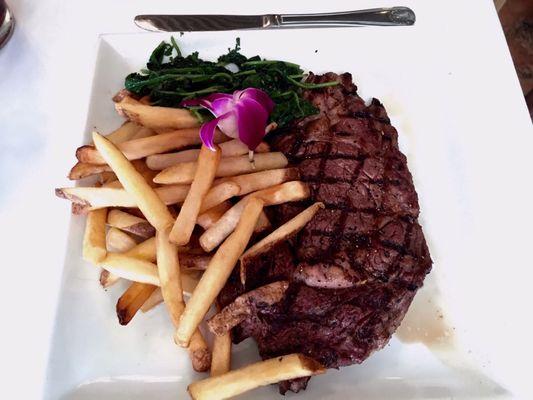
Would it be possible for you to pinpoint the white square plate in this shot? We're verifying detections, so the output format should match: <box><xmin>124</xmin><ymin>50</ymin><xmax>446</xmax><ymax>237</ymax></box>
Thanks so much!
<box><xmin>44</xmin><ymin>27</ymin><xmax>532</xmax><ymax>400</ymax></box>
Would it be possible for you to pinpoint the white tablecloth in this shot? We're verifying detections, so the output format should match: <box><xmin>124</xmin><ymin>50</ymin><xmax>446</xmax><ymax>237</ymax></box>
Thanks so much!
<box><xmin>0</xmin><ymin>0</ymin><xmax>530</xmax><ymax>398</ymax></box>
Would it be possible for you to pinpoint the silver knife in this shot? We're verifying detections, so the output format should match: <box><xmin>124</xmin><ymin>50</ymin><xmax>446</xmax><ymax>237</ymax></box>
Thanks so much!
<box><xmin>134</xmin><ymin>7</ymin><xmax>416</xmax><ymax>32</ymax></box>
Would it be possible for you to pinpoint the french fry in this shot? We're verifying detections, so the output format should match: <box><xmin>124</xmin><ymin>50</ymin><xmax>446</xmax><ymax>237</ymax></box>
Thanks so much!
<box><xmin>199</xmin><ymin>181</ymin><xmax>310</xmax><ymax>252</ymax></box>
<box><xmin>170</xmin><ymin>145</ymin><xmax>221</xmax><ymax>245</ymax></box>
<box><xmin>214</xmin><ymin>167</ymin><xmax>299</xmax><ymax>196</ymax></box>
<box><xmin>188</xmin><ymin>329</ymin><xmax>212</xmax><ymax>373</ymax></box>
<box><xmin>154</xmin><ymin>152</ymin><xmax>288</xmax><ymax>185</ymax></box>
<box><xmin>139</xmin><ymin>95</ymin><xmax>151</xmax><ymax>105</ymax></box>
<box><xmin>152</xmin><ymin>184</ymin><xmax>191</xmax><ymax>205</ymax></box>
<box><xmin>180</xmin><ymin>254</ymin><xmax>211</xmax><ymax>271</ymax></box>
<box><xmin>57</xmin><ymin>184</ymin><xmax>191</xmax><ymax>213</ymax></box>
<box><xmin>147</xmin><ymin>149</ymin><xmax>202</xmax><ymax>170</ymax></box>
<box><xmin>101</xmin><ymin>227</ymin><xmax>138</xmax><ymax>289</ymax></box>
<box><xmin>99</xmin><ymin>270</ymin><xmax>118</xmax><ymax>289</ymax></box>
<box><xmin>188</xmin><ymin>354</ymin><xmax>326</xmax><ymax>400</ymax></box>
<box><xmin>122</xmin><ymin>237</ymin><xmax>209</xmax><ymax>268</ymax></box>
<box><xmin>130</xmin><ymin>159</ymin><xmax>159</xmax><ymax>189</ymax></box>
<box><xmin>69</xmin><ymin>162</ymin><xmax>112</xmax><ymax>180</ymax></box>
<box><xmin>210</xmin><ymin>329</ymin><xmax>232</xmax><ymax>377</ymax></box>
<box><xmin>157</xmin><ymin>227</ymin><xmax>211</xmax><ymax>371</ymax></box>
<box><xmin>208</xmin><ymin>281</ymin><xmax>289</xmax><ymax>336</ymax></box>
<box><xmin>140</xmin><ymin>270</ymin><xmax>202</xmax><ymax>313</ymax></box>
<box><xmin>140</xmin><ymin>287</ymin><xmax>163</xmax><ymax>312</ymax></box>
<box><xmin>106</xmin><ymin>226</ymin><xmax>138</xmax><ymax>251</ymax></box>
<box><xmin>98</xmin><ymin>253</ymin><xmax>201</xmax><ymax>289</ymax></box>
<box><xmin>116</xmin><ymin>282</ymin><xmax>157</xmax><ymax>325</ymax></box>
<box><xmin>99</xmin><ymin>254</ymin><xmax>160</xmax><ymax>285</ymax></box>
<box><xmin>196</xmin><ymin>201</ymin><xmax>232</xmax><ymax>230</ymax></box>
<box><xmin>91</xmin><ymin>132</ymin><xmax>174</xmax><ymax>231</ymax></box>
<box><xmin>99</xmin><ymin>171</ymin><xmax>117</xmax><ymax>184</ymax></box>
<box><xmin>146</xmin><ymin>140</ymin><xmax>270</xmax><ymax>170</ymax></box>
<box><xmin>77</xmin><ymin>129</ymin><xmax>227</xmax><ymax>165</ymax></box>
<box><xmin>107</xmin><ymin>209</ymin><xmax>155</xmax><ymax>239</ymax></box>
<box><xmin>68</xmin><ymin>158</ymin><xmax>158</xmax><ymax>181</ymax></box>
<box><xmin>103</xmin><ymin>235</ymin><xmax>173</xmax><ymax>290</ymax></box>
<box><xmin>124</xmin><ymin>237</ymin><xmax>156</xmax><ymax>262</ymax></box>
<box><xmin>241</xmin><ymin>202</ymin><xmax>324</xmax><ymax>284</ymax></box>
<box><xmin>115</xmin><ymin>102</ymin><xmax>200</xmax><ymax>130</ymax></box>
<box><xmin>106</xmin><ymin>121</ymin><xmax>141</xmax><ymax>144</ymax></box>
<box><xmin>82</xmin><ymin>208</ymin><xmax>108</xmax><ymax>264</ymax></box>
<box><xmin>199</xmin><ymin>182</ymin><xmax>240</xmax><ymax>214</ymax></box>
<box><xmin>254</xmin><ymin>211</ymin><xmax>271</xmax><ymax>234</ymax></box>
<box><xmin>210</xmin><ymin>303</ymin><xmax>232</xmax><ymax>377</ymax></box>
<box><xmin>175</xmin><ymin>198</ymin><xmax>264</xmax><ymax>347</ymax></box>
<box><xmin>156</xmin><ymin>227</ymin><xmax>184</xmax><ymax>326</ymax></box>
<box><xmin>130</xmin><ymin>126</ymin><xmax>155</xmax><ymax>140</ymax></box>
<box><xmin>198</xmin><ymin>203</ymin><xmax>268</xmax><ymax>234</ymax></box>
<box><xmin>56</xmin><ymin>187</ymin><xmax>133</xmax><ymax>209</ymax></box>
<box><xmin>102</xmin><ymin>180</ymin><xmax>122</xmax><ymax>188</ymax></box>
<box><xmin>112</xmin><ymin>89</ymin><xmax>137</xmax><ymax>104</ymax></box>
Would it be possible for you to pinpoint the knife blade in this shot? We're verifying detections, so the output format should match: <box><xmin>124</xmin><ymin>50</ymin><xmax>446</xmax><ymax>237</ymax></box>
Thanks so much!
<box><xmin>134</xmin><ymin>7</ymin><xmax>416</xmax><ymax>32</ymax></box>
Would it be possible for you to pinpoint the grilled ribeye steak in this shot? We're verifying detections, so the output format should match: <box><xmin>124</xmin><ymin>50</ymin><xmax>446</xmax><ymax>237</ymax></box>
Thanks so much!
<box><xmin>219</xmin><ymin>72</ymin><xmax>432</xmax><ymax>394</ymax></box>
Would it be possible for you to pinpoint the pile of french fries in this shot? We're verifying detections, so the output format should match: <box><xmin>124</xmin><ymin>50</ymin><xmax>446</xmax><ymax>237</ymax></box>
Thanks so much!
<box><xmin>56</xmin><ymin>93</ymin><xmax>326</xmax><ymax>399</ymax></box>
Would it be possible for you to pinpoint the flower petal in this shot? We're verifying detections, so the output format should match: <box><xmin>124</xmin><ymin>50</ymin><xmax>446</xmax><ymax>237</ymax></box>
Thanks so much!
<box><xmin>234</xmin><ymin>97</ymin><xmax>270</xmax><ymax>150</ymax></box>
<box><xmin>199</xmin><ymin>112</ymin><xmax>229</xmax><ymax>151</ymax></box>
<box><xmin>210</xmin><ymin>97</ymin><xmax>235</xmax><ymax>118</ymax></box>
<box><xmin>216</xmin><ymin>111</ymin><xmax>238</xmax><ymax>139</ymax></box>
<box><xmin>180</xmin><ymin>93</ymin><xmax>232</xmax><ymax>110</ymax></box>
<box><xmin>239</xmin><ymin>88</ymin><xmax>275</xmax><ymax>113</ymax></box>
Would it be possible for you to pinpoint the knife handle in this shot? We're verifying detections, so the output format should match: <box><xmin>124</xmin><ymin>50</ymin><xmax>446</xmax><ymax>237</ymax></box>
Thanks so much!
<box><xmin>268</xmin><ymin>7</ymin><xmax>415</xmax><ymax>28</ymax></box>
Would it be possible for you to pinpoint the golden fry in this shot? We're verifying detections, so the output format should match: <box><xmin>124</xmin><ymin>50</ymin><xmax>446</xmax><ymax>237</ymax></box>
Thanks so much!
<box><xmin>105</xmin><ymin>121</ymin><xmax>141</xmax><ymax>144</ymax></box>
<box><xmin>124</xmin><ymin>237</ymin><xmax>156</xmax><ymax>262</ymax></box>
<box><xmin>106</xmin><ymin>226</ymin><xmax>138</xmax><ymax>251</ymax></box>
<box><xmin>157</xmin><ymin>227</ymin><xmax>211</xmax><ymax>371</ymax></box>
<box><xmin>188</xmin><ymin>329</ymin><xmax>212</xmax><ymax>373</ymax></box>
<box><xmin>240</xmin><ymin>202</ymin><xmax>324</xmax><ymax>284</ymax></box>
<box><xmin>99</xmin><ymin>171</ymin><xmax>117</xmax><ymax>184</ymax></box>
<box><xmin>69</xmin><ymin>162</ymin><xmax>112</xmax><ymax>180</ymax></box>
<box><xmin>99</xmin><ymin>254</ymin><xmax>160</xmax><ymax>285</ymax></box>
<box><xmin>199</xmin><ymin>182</ymin><xmax>240</xmax><ymax>214</ymax></box>
<box><xmin>213</xmin><ymin>167</ymin><xmax>299</xmax><ymax>196</ymax></box>
<box><xmin>196</xmin><ymin>201</ymin><xmax>232</xmax><ymax>230</ymax></box>
<box><xmin>116</xmin><ymin>282</ymin><xmax>157</xmax><ymax>325</ymax></box>
<box><xmin>130</xmin><ymin>126</ymin><xmax>155</xmax><ymax>140</ymax></box>
<box><xmin>92</xmin><ymin>132</ymin><xmax>173</xmax><ymax>231</ymax></box>
<box><xmin>175</xmin><ymin>198</ymin><xmax>264</xmax><ymax>347</ymax></box>
<box><xmin>199</xmin><ymin>181</ymin><xmax>310</xmax><ymax>252</ymax></box>
<box><xmin>188</xmin><ymin>354</ymin><xmax>326</xmax><ymax>400</ymax></box>
<box><xmin>146</xmin><ymin>139</ymin><xmax>269</xmax><ymax>170</ymax></box>
<box><xmin>100</xmin><ymin>227</ymin><xmax>138</xmax><ymax>288</ymax></box>
<box><xmin>82</xmin><ymin>208</ymin><xmax>108</xmax><ymax>264</ymax></box>
<box><xmin>154</xmin><ymin>152</ymin><xmax>288</xmax><ymax>185</ymax></box>
<box><xmin>170</xmin><ymin>145</ymin><xmax>221</xmax><ymax>245</ymax></box>
<box><xmin>140</xmin><ymin>287</ymin><xmax>164</xmax><ymax>312</ymax></box>
<box><xmin>107</xmin><ymin>209</ymin><xmax>155</xmax><ymax>239</ymax></box>
<box><xmin>77</xmin><ymin>129</ymin><xmax>227</xmax><ymax>164</ymax></box>
<box><xmin>156</xmin><ymin>227</ymin><xmax>184</xmax><ymax>326</ymax></box>
<box><xmin>254</xmin><ymin>211</ymin><xmax>271</xmax><ymax>234</ymax></box>
<box><xmin>115</xmin><ymin>102</ymin><xmax>199</xmax><ymax>130</ymax></box>
<box><xmin>140</xmin><ymin>270</ymin><xmax>202</xmax><ymax>313</ymax></box>
<box><xmin>210</xmin><ymin>302</ymin><xmax>232</xmax><ymax>377</ymax></box>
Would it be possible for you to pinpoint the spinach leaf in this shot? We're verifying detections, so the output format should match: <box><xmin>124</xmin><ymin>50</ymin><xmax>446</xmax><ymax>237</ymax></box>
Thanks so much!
<box><xmin>125</xmin><ymin>38</ymin><xmax>337</xmax><ymax>128</ymax></box>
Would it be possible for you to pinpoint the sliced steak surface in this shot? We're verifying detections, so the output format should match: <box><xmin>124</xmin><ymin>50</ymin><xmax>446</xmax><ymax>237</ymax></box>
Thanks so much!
<box><xmin>219</xmin><ymin>72</ymin><xmax>432</xmax><ymax>394</ymax></box>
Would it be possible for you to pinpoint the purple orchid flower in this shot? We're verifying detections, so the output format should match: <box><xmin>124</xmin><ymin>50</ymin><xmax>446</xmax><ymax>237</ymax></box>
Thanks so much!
<box><xmin>181</xmin><ymin>88</ymin><xmax>275</xmax><ymax>152</ymax></box>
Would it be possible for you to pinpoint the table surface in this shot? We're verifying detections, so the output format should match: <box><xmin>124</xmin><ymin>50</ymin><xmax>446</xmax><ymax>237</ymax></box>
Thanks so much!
<box><xmin>0</xmin><ymin>1</ymin><xmax>531</xmax><ymax>399</ymax></box>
